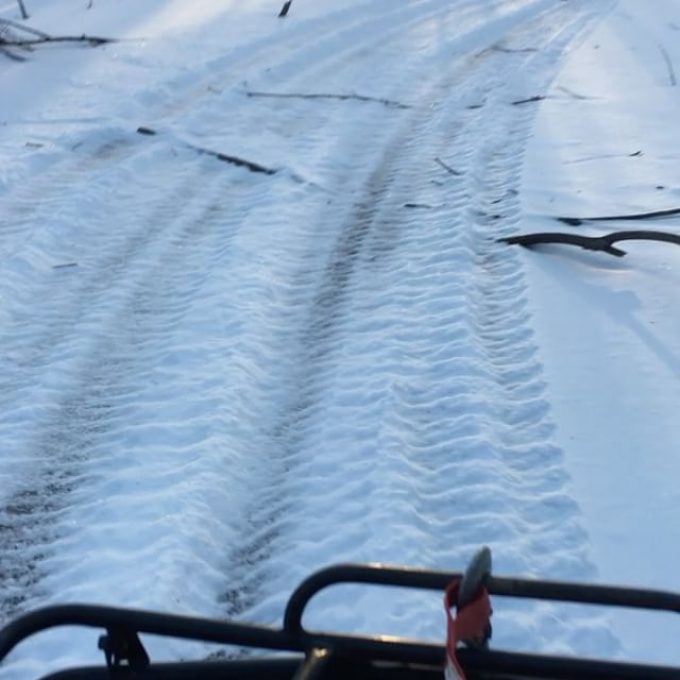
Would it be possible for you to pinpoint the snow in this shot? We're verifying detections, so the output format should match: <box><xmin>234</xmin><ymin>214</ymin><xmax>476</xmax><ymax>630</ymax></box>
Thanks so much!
<box><xmin>0</xmin><ymin>0</ymin><xmax>678</xmax><ymax>677</ymax></box>
<box><xmin>522</xmin><ymin>0</ymin><xmax>680</xmax><ymax>664</ymax></box>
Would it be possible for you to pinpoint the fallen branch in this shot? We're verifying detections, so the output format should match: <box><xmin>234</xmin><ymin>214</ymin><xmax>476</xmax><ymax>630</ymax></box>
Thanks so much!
<box><xmin>194</xmin><ymin>147</ymin><xmax>276</xmax><ymax>174</ymax></box>
<box><xmin>556</xmin><ymin>85</ymin><xmax>591</xmax><ymax>100</ymax></box>
<box><xmin>135</xmin><ymin>127</ymin><xmax>277</xmax><ymax>175</ymax></box>
<box><xmin>511</xmin><ymin>95</ymin><xmax>545</xmax><ymax>105</ymax></box>
<box><xmin>0</xmin><ymin>33</ymin><xmax>114</xmax><ymax>46</ymax></box>
<box><xmin>245</xmin><ymin>89</ymin><xmax>411</xmax><ymax>110</ymax></box>
<box><xmin>557</xmin><ymin>206</ymin><xmax>680</xmax><ymax>226</ymax></box>
<box><xmin>404</xmin><ymin>203</ymin><xmax>432</xmax><ymax>209</ymax></box>
<box><xmin>657</xmin><ymin>43</ymin><xmax>677</xmax><ymax>86</ymax></box>
<box><xmin>279</xmin><ymin>1</ymin><xmax>292</xmax><ymax>17</ymax></box>
<box><xmin>499</xmin><ymin>230</ymin><xmax>680</xmax><ymax>257</ymax></box>
<box><xmin>17</xmin><ymin>0</ymin><xmax>29</xmax><ymax>20</ymax></box>
<box><xmin>434</xmin><ymin>157</ymin><xmax>462</xmax><ymax>176</ymax></box>
<box><xmin>492</xmin><ymin>45</ymin><xmax>537</xmax><ymax>53</ymax></box>
<box><xmin>565</xmin><ymin>149</ymin><xmax>643</xmax><ymax>165</ymax></box>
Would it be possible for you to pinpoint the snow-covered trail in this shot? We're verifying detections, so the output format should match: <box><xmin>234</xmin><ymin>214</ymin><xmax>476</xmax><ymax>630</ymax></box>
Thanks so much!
<box><xmin>0</xmin><ymin>0</ymin><xmax>615</xmax><ymax>675</ymax></box>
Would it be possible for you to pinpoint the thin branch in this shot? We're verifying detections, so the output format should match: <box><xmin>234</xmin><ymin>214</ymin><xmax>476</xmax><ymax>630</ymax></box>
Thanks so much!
<box><xmin>16</xmin><ymin>0</ymin><xmax>29</xmax><ymax>20</ymax></box>
<box><xmin>499</xmin><ymin>230</ymin><xmax>680</xmax><ymax>257</ymax></box>
<box><xmin>135</xmin><ymin>127</ymin><xmax>277</xmax><ymax>175</ymax></box>
<box><xmin>511</xmin><ymin>95</ymin><xmax>545</xmax><ymax>105</ymax></box>
<box><xmin>565</xmin><ymin>149</ymin><xmax>642</xmax><ymax>165</ymax></box>
<box><xmin>245</xmin><ymin>89</ymin><xmax>411</xmax><ymax>110</ymax></box>
<box><xmin>657</xmin><ymin>43</ymin><xmax>677</xmax><ymax>86</ymax></box>
<box><xmin>195</xmin><ymin>147</ymin><xmax>276</xmax><ymax>174</ymax></box>
<box><xmin>434</xmin><ymin>157</ymin><xmax>462</xmax><ymax>176</ymax></box>
<box><xmin>556</xmin><ymin>85</ymin><xmax>592</xmax><ymax>100</ymax></box>
<box><xmin>0</xmin><ymin>34</ymin><xmax>114</xmax><ymax>47</ymax></box>
<box><xmin>492</xmin><ymin>45</ymin><xmax>537</xmax><ymax>53</ymax></box>
<box><xmin>557</xmin><ymin>206</ymin><xmax>680</xmax><ymax>226</ymax></box>
<box><xmin>279</xmin><ymin>1</ymin><xmax>292</xmax><ymax>17</ymax></box>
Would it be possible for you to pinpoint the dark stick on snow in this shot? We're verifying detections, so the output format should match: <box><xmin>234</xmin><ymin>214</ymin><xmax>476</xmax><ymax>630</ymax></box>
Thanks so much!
<box><xmin>511</xmin><ymin>95</ymin><xmax>545</xmax><ymax>105</ymax></box>
<box><xmin>657</xmin><ymin>43</ymin><xmax>677</xmax><ymax>86</ymax></box>
<box><xmin>0</xmin><ymin>34</ymin><xmax>114</xmax><ymax>46</ymax></box>
<box><xmin>245</xmin><ymin>90</ymin><xmax>411</xmax><ymax>110</ymax></box>
<box><xmin>16</xmin><ymin>0</ymin><xmax>29</xmax><ymax>20</ymax></box>
<box><xmin>279</xmin><ymin>1</ymin><xmax>292</xmax><ymax>17</ymax></box>
<box><xmin>557</xmin><ymin>206</ymin><xmax>680</xmax><ymax>226</ymax></box>
<box><xmin>193</xmin><ymin>146</ymin><xmax>276</xmax><ymax>174</ymax></box>
<box><xmin>434</xmin><ymin>157</ymin><xmax>462</xmax><ymax>176</ymax></box>
<box><xmin>492</xmin><ymin>45</ymin><xmax>538</xmax><ymax>53</ymax></box>
<box><xmin>499</xmin><ymin>230</ymin><xmax>680</xmax><ymax>257</ymax></box>
<box><xmin>135</xmin><ymin>127</ymin><xmax>276</xmax><ymax>175</ymax></box>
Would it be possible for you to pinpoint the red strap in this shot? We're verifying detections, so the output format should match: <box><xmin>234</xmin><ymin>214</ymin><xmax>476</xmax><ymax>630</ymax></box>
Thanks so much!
<box><xmin>443</xmin><ymin>580</ymin><xmax>492</xmax><ymax>680</ymax></box>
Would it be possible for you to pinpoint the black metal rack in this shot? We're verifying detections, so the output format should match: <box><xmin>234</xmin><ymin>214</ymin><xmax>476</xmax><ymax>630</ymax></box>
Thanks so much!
<box><xmin>1</xmin><ymin>554</ymin><xmax>679</xmax><ymax>680</ymax></box>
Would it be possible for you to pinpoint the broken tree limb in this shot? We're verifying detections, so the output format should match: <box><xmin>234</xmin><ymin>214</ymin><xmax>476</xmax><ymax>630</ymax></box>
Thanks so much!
<box><xmin>511</xmin><ymin>95</ymin><xmax>545</xmax><ymax>105</ymax></box>
<box><xmin>0</xmin><ymin>33</ymin><xmax>114</xmax><ymax>47</ymax></box>
<box><xmin>657</xmin><ymin>43</ymin><xmax>677</xmax><ymax>86</ymax></box>
<box><xmin>492</xmin><ymin>45</ymin><xmax>537</xmax><ymax>53</ymax></box>
<box><xmin>197</xmin><ymin>147</ymin><xmax>276</xmax><ymax>174</ymax></box>
<box><xmin>135</xmin><ymin>126</ymin><xmax>277</xmax><ymax>175</ymax></box>
<box><xmin>499</xmin><ymin>230</ymin><xmax>680</xmax><ymax>257</ymax></box>
<box><xmin>279</xmin><ymin>1</ymin><xmax>292</xmax><ymax>17</ymax></box>
<box><xmin>557</xmin><ymin>206</ymin><xmax>680</xmax><ymax>226</ymax></box>
<box><xmin>245</xmin><ymin>90</ymin><xmax>411</xmax><ymax>110</ymax></box>
<box><xmin>434</xmin><ymin>157</ymin><xmax>462</xmax><ymax>176</ymax></box>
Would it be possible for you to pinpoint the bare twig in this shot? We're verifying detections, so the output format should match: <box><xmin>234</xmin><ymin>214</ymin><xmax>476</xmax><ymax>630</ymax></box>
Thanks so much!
<box><xmin>245</xmin><ymin>90</ymin><xmax>411</xmax><ymax>110</ymax></box>
<box><xmin>135</xmin><ymin>127</ymin><xmax>277</xmax><ymax>175</ymax></box>
<box><xmin>434</xmin><ymin>157</ymin><xmax>462</xmax><ymax>176</ymax></box>
<box><xmin>556</xmin><ymin>85</ymin><xmax>592</xmax><ymax>100</ymax></box>
<box><xmin>16</xmin><ymin>0</ymin><xmax>29</xmax><ymax>20</ymax></box>
<box><xmin>657</xmin><ymin>43</ymin><xmax>677</xmax><ymax>86</ymax></box>
<box><xmin>511</xmin><ymin>95</ymin><xmax>545</xmax><ymax>105</ymax></box>
<box><xmin>499</xmin><ymin>230</ymin><xmax>680</xmax><ymax>257</ymax></box>
<box><xmin>279</xmin><ymin>1</ymin><xmax>292</xmax><ymax>17</ymax></box>
<box><xmin>557</xmin><ymin>206</ymin><xmax>680</xmax><ymax>226</ymax></box>
<box><xmin>0</xmin><ymin>34</ymin><xmax>114</xmax><ymax>47</ymax></box>
<box><xmin>565</xmin><ymin>149</ymin><xmax>643</xmax><ymax>165</ymax></box>
<box><xmin>492</xmin><ymin>45</ymin><xmax>537</xmax><ymax>53</ymax></box>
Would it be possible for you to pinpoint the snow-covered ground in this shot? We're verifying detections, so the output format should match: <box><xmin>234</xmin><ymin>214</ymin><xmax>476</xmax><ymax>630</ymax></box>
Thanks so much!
<box><xmin>0</xmin><ymin>0</ymin><xmax>678</xmax><ymax>677</ymax></box>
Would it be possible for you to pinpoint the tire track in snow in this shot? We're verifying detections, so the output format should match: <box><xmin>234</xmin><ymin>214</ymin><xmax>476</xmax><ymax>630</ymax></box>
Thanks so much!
<box><xmin>206</xmin><ymin>0</ymin><xmax>576</xmax><ymax>623</ymax></box>
<box><xmin>0</xmin><ymin>0</ymin><xmax>617</xmax><ymax>673</ymax></box>
<box><xmin>0</xmin><ymin>144</ymin><xmax>277</xmax><ymax>626</ymax></box>
<box><xmin>212</xmin><ymin>0</ymin><xmax>569</xmax><ymax>622</ymax></box>
<box><xmin>0</xmin><ymin>0</ymin><xmax>489</xmax><ymax>636</ymax></box>
<box><xmin>224</xmin><ymin>0</ymin><xmax>619</xmax><ymax>658</ymax></box>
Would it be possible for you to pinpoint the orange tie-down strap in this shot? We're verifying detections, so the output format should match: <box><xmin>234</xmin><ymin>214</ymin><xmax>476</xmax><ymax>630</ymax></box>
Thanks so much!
<box><xmin>443</xmin><ymin>580</ymin><xmax>492</xmax><ymax>680</ymax></box>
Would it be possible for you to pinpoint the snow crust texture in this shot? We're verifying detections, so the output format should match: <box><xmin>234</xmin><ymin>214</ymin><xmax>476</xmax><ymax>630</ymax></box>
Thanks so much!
<box><xmin>0</xmin><ymin>0</ymin><xmax>625</xmax><ymax>676</ymax></box>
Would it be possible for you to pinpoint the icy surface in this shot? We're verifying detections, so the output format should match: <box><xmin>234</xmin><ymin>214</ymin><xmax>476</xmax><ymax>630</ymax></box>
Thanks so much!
<box><xmin>0</xmin><ymin>0</ymin><xmax>677</xmax><ymax>677</ymax></box>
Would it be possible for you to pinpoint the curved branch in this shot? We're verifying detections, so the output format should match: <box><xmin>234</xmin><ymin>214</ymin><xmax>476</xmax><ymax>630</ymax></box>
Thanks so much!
<box><xmin>499</xmin><ymin>230</ymin><xmax>680</xmax><ymax>257</ymax></box>
<box><xmin>557</xmin><ymin>206</ymin><xmax>680</xmax><ymax>226</ymax></box>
